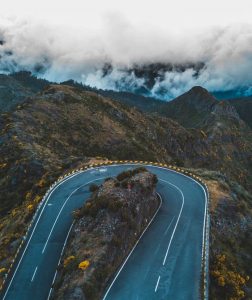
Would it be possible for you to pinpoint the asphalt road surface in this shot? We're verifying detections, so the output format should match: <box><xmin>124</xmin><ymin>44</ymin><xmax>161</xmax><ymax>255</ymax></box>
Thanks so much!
<box><xmin>1</xmin><ymin>164</ymin><xmax>207</xmax><ymax>300</ymax></box>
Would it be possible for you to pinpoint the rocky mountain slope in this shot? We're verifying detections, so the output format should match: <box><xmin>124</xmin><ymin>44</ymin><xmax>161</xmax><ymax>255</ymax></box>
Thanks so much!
<box><xmin>160</xmin><ymin>86</ymin><xmax>218</xmax><ymax>128</ymax></box>
<box><xmin>0</xmin><ymin>72</ymin><xmax>50</xmax><ymax>112</ymax></box>
<box><xmin>53</xmin><ymin>168</ymin><xmax>159</xmax><ymax>300</ymax></box>
<box><xmin>0</xmin><ymin>75</ymin><xmax>251</xmax><ymax>299</ymax></box>
<box><xmin>228</xmin><ymin>96</ymin><xmax>252</xmax><ymax>129</ymax></box>
<box><xmin>189</xmin><ymin>168</ymin><xmax>252</xmax><ymax>300</ymax></box>
<box><xmin>1</xmin><ymin>83</ymin><xmax>251</xmax><ymax>215</ymax></box>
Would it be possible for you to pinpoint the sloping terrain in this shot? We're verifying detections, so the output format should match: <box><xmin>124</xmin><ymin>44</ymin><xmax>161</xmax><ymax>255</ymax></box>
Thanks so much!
<box><xmin>0</xmin><ymin>78</ymin><xmax>251</xmax><ymax>299</ymax></box>
<box><xmin>0</xmin><ymin>72</ymin><xmax>50</xmax><ymax>112</ymax></box>
<box><xmin>0</xmin><ymin>84</ymin><xmax>200</xmax><ymax>213</ymax></box>
<box><xmin>1</xmin><ymin>84</ymin><xmax>251</xmax><ymax>215</ymax></box>
<box><xmin>160</xmin><ymin>86</ymin><xmax>218</xmax><ymax>128</ymax></box>
<box><xmin>228</xmin><ymin>96</ymin><xmax>252</xmax><ymax>129</ymax></box>
<box><xmin>191</xmin><ymin>168</ymin><xmax>252</xmax><ymax>300</ymax></box>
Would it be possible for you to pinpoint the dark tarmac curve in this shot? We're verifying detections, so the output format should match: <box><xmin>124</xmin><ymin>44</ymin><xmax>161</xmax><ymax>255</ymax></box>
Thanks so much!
<box><xmin>1</xmin><ymin>164</ymin><xmax>206</xmax><ymax>300</ymax></box>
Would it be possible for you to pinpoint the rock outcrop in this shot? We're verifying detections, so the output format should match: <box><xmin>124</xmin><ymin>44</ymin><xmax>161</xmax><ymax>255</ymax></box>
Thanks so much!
<box><xmin>53</xmin><ymin>168</ymin><xmax>159</xmax><ymax>300</ymax></box>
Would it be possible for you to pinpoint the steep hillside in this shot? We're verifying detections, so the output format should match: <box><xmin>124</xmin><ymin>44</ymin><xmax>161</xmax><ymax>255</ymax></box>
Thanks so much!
<box><xmin>0</xmin><ymin>74</ymin><xmax>33</xmax><ymax>112</ymax></box>
<box><xmin>0</xmin><ymin>84</ymin><xmax>197</xmax><ymax>214</ymax></box>
<box><xmin>0</xmin><ymin>84</ymin><xmax>251</xmax><ymax>215</ymax></box>
<box><xmin>228</xmin><ymin>96</ymin><xmax>252</xmax><ymax>129</ymax></box>
<box><xmin>0</xmin><ymin>83</ymin><xmax>251</xmax><ymax>300</ymax></box>
<box><xmin>0</xmin><ymin>72</ymin><xmax>50</xmax><ymax>112</ymax></box>
<box><xmin>161</xmin><ymin>86</ymin><xmax>218</xmax><ymax>128</ymax></box>
<box><xmin>189</xmin><ymin>168</ymin><xmax>252</xmax><ymax>300</ymax></box>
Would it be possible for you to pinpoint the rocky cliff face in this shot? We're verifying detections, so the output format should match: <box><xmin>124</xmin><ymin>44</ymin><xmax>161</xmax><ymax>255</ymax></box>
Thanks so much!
<box><xmin>52</xmin><ymin>168</ymin><xmax>159</xmax><ymax>300</ymax></box>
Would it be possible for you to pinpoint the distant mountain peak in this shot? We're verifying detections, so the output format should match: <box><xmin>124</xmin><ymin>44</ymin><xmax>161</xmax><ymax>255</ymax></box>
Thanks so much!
<box><xmin>162</xmin><ymin>86</ymin><xmax>244</xmax><ymax>128</ymax></box>
<box><xmin>171</xmin><ymin>86</ymin><xmax>217</xmax><ymax>112</ymax></box>
<box><xmin>189</xmin><ymin>85</ymin><xmax>214</xmax><ymax>95</ymax></box>
<box><xmin>178</xmin><ymin>86</ymin><xmax>217</xmax><ymax>103</ymax></box>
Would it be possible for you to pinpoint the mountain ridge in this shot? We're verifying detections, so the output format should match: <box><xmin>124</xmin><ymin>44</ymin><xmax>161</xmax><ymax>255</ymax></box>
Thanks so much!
<box><xmin>0</xmin><ymin>79</ymin><xmax>251</xmax><ymax>300</ymax></box>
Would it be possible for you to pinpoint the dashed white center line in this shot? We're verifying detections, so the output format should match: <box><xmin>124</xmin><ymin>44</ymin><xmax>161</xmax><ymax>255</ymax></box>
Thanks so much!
<box><xmin>42</xmin><ymin>177</ymin><xmax>106</xmax><ymax>254</ymax></box>
<box><xmin>160</xmin><ymin>179</ymin><xmax>185</xmax><ymax>266</ymax></box>
<box><xmin>164</xmin><ymin>216</ymin><xmax>175</xmax><ymax>235</ymax></box>
<box><xmin>31</xmin><ymin>266</ymin><xmax>38</xmax><ymax>282</ymax></box>
<box><xmin>155</xmin><ymin>275</ymin><xmax>161</xmax><ymax>292</ymax></box>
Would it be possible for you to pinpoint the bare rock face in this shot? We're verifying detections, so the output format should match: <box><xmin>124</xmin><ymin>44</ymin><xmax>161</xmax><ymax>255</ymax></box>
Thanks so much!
<box><xmin>67</xmin><ymin>287</ymin><xmax>86</xmax><ymax>300</ymax></box>
<box><xmin>53</xmin><ymin>168</ymin><xmax>159</xmax><ymax>300</ymax></box>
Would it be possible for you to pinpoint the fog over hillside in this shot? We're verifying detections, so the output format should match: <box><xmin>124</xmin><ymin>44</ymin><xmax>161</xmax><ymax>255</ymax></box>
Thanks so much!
<box><xmin>1</xmin><ymin>5</ymin><xmax>252</xmax><ymax>99</ymax></box>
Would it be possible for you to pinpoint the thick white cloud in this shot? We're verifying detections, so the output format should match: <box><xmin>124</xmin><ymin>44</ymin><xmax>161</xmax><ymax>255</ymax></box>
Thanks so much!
<box><xmin>1</xmin><ymin>1</ymin><xmax>252</xmax><ymax>99</ymax></box>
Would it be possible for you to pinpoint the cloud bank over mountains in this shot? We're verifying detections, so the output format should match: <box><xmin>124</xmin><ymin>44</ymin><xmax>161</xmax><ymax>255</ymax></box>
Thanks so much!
<box><xmin>1</xmin><ymin>17</ymin><xmax>252</xmax><ymax>99</ymax></box>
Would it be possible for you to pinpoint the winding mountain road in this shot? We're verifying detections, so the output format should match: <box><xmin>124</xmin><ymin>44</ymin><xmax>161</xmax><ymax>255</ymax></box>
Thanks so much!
<box><xmin>1</xmin><ymin>164</ymin><xmax>208</xmax><ymax>300</ymax></box>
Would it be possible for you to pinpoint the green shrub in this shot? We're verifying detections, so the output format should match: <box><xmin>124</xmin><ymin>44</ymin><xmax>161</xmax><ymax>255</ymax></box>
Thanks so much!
<box><xmin>121</xmin><ymin>180</ymin><xmax>129</xmax><ymax>188</ymax></box>
<box><xmin>132</xmin><ymin>167</ymin><xmax>148</xmax><ymax>176</ymax></box>
<box><xmin>114</xmin><ymin>181</ymin><xmax>120</xmax><ymax>187</ymax></box>
<box><xmin>104</xmin><ymin>177</ymin><xmax>113</xmax><ymax>182</ymax></box>
<box><xmin>153</xmin><ymin>174</ymin><xmax>158</xmax><ymax>185</ymax></box>
<box><xmin>116</xmin><ymin>170</ymin><xmax>131</xmax><ymax>181</ymax></box>
<box><xmin>108</xmin><ymin>200</ymin><xmax>123</xmax><ymax>212</ymax></box>
<box><xmin>89</xmin><ymin>183</ymin><xmax>99</xmax><ymax>193</ymax></box>
<box><xmin>116</xmin><ymin>167</ymin><xmax>148</xmax><ymax>181</ymax></box>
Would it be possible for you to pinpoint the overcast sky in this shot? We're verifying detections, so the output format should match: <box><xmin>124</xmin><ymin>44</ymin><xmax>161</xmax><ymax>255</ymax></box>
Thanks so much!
<box><xmin>1</xmin><ymin>0</ymin><xmax>252</xmax><ymax>31</ymax></box>
<box><xmin>1</xmin><ymin>0</ymin><xmax>252</xmax><ymax>98</ymax></box>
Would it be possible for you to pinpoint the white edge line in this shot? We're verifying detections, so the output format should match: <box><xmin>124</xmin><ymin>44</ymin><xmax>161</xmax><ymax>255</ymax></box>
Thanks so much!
<box><xmin>102</xmin><ymin>193</ymin><xmax>163</xmax><ymax>300</ymax></box>
<box><xmin>3</xmin><ymin>172</ymin><xmax>104</xmax><ymax>299</ymax></box>
<box><xmin>160</xmin><ymin>179</ymin><xmax>184</xmax><ymax>266</ymax></box>
<box><xmin>2</xmin><ymin>172</ymin><xmax>79</xmax><ymax>299</ymax></box>
<box><xmin>47</xmin><ymin>222</ymin><xmax>74</xmax><ymax>300</ymax></box>
<box><xmin>42</xmin><ymin>177</ymin><xmax>105</xmax><ymax>254</ymax></box>
<box><xmin>3</xmin><ymin>163</ymin><xmax>208</xmax><ymax>300</ymax></box>
<box><xmin>105</xmin><ymin>164</ymin><xmax>208</xmax><ymax>297</ymax></box>
<box><xmin>155</xmin><ymin>275</ymin><xmax>161</xmax><ymax>292</ymax></box>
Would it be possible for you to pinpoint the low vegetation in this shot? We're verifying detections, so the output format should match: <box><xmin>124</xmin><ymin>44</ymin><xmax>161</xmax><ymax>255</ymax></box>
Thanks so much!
<box><xmin>190</xmin><ymin>168</ymin><xmax>252</xmax><ymax>299</ymax></box>
<box><xmin>53</xmin><ymin>168</ymin><xmax>159</xmax><ymax>300</ymax></box>
<box><xmin>0</xmin><ymin>80</ymin><xmax>251</xmax><ymax>299</ymax></box>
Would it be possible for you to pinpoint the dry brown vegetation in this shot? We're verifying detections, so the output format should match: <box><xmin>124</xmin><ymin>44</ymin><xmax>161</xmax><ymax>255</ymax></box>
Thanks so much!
<box><xmin>0</xmin><ymin>84</ymin><xmax>251</xmax><ymax>298</ymax></box>
<box><xmin>191</xmin><ymin>169</ymin><xmax>252</xmax><ymax>299</ymax></box>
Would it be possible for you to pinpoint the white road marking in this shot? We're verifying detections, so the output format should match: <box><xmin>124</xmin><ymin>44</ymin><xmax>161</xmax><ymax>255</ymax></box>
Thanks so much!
<box><xmin>155</xmin><ymin>275</ymin><xmax>161</xmax><ymax>292</ymax></box>
<box><xmin>102</xmin><ymin>194</ymin><xmax>163</xmax><ymax>300</ymax></box>
<box><xmin>47</xmin><ymin>203</ymin><xmax>52</xmax><ymax>206</ymax></box>
<box><xmin>2</xmin><ymin>171</ymin><xmax>80</xmax><ymax>300</ymax></box>
<box><xmin>46</xmin><ymin>222</ymin><xmax>74</xmax><ymax>300</ymax></box>
<box><xmin>164</xmin><ymin>216</ymin><xmax>175</xmax><ymax>236</ymax></box>
<box><xmin>3</xmin><ymin>172</ymin><xmax>103</xmax><ymax>299</ymax></box>
<box><xmin>160</xmin><ymin>179</ymin><xmax>184</xmax><ymax>266</ymax></box>
<box><xmin>4</xmin><ymin>163</ymin><xmax>208</xmax><ymax>300</ymax></box>
<box><xmin>42</xmin><ymin>177</ymin><xmax>105</xmax><ymax>254</ymax></box>
<box><xmin>31</xmin><ymin>266</ymin><xmax>38</xmax><ymax>282</ymax></box>
<box><xmin>202</xmin><ymin>187</ymin><xmax>207</xmax><ymax>260</ymax></box>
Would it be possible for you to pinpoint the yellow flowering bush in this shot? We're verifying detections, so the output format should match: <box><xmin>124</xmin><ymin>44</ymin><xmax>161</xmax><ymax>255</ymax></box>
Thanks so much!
<box><xmin>78</xmin><ymin>260</ymin><xmax>90</xmax><ymax>270</ymax></box>
<box><xmin>0</xmin><ymin>268</ymin><xmax>7</xmax><ymax>274</ymax></box>
<box><xmin>33</xmin><ymin>195</ymin><xmax>41</xmax><ymax>203</ymax></box>
<box><xmin>27</xmin><ymin>204</ymin><xmax>33</xmax><ymax>211</ymax></box>
<box><xmin>63</xmin><ymin>255</ymin><xmax>76</xmax><ymax>268</ymax></box>
<box><xmin>211</xmin><ymin>253</ymin><xmax>249</xmax><ymax>300</ymax></box>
